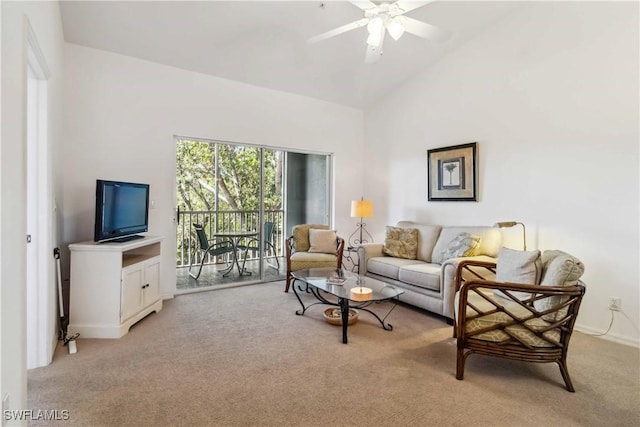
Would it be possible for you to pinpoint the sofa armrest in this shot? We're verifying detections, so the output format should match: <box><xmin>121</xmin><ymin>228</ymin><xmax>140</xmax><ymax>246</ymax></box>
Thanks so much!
<box><xmin>356</xmin><ymin>243</ymin><xmax>384</xmax><ymax>275</ymax></box>
<box><xmin>441</xmin><ymin>256</ymin><xmax>497</xmax><ymax>319</ymax></box>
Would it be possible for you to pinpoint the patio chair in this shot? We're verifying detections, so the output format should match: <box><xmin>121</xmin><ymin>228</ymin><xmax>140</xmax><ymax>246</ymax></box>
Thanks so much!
<box><xmin>238</xmin><ymin>221</ymin><xmax>280</xmax><ymax>273</ymax></box>
<box><xmin>284</xmin><ymin>224</ymin><xmax>345</xmax><ymax>292</ymax></box>
<box><xmin>454</xmin><ymin>249</ymin><xmax>586</xmax><ymax>391</ymax></box>
<box><xmin>189</xmin><ymin>223</ymin><xmax>235</xmax><ymax>280</ymax></box>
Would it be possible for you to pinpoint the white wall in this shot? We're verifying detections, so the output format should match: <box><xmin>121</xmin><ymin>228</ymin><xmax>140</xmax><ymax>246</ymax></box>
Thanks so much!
<box><xmin>62</xmin><ymin>44</ymin><xmax>365</xmax><ymax>298</ymax></box>
<box><xmin>365</xmin><ymin>2</ymin><xmax>639</xmax><ymax>346</ymax></box>
<box><xmin>1</xmin><ymin>0</ymin><xmax>64</xmax><ymax>415</ymax></box>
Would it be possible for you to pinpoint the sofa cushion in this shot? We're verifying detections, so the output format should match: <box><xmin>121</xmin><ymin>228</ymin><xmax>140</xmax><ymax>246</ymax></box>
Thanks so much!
<box><xmin>290</xmin><ymin>251</ymin><xmax>339</xmax><ymax>271</ymax></box>
<box><xmin>367</xmin><ymin>257</ymin><xmax>424</xmax><ymax>280</ymax></box>
<box><xmin>396</xmin><ymin>221</ymin><xmax>442</xmax><ymax>263</ymax></box>
<box><xmin>539</xmin><ymin>250</ymin><xmax>584</xmax><ymax>287</ymax></box>
<box><xmin>534</xmin><ymin>250</ymin><xmax>585</xmax><ymax>321</ymax></box>
<box><xmin>383</xmin><ymin>226</ymin><xmax>419</xmax><ymax>259</ymax></box>
<box><xmin>308</xmin><ymin>229</ymin><xmax>337</xmax><ymax>254</ymax></box>
<box><xmin>432</xmin><ymin>232</ymin><xmax>481</xmax><ymax>264</ymax></box>
<box><xmin>432</xmin><ymin>226</ymin><xmax>502</xmax><ymax>261</ymax></box>
<box><xmin>292</xmin><ymin>224</ymin><xmax>329</xmax><ymax>252</ymax></box>
<box><xmin>398</xmin><ymin>264</ymin><xmax>441</xmax><ymax>291</ymax></box>
<box><xmin>494</xmin><ymin>247</ymin><xmax>542</xmax><ymax>301</ymax></box>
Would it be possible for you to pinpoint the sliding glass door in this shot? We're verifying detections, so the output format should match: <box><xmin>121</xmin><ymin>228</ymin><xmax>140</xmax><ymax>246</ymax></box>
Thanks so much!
<box><xmin>175</xmin><ymin>138</ymin><xmax>330</xmax><ymax>292</ymax></box>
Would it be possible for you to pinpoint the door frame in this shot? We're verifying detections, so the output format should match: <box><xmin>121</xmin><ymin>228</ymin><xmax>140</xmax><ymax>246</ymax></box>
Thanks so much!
<box><xmin>174</xmin><ymin>136</ymin><xmax>333</xmax><ymax>291</ymax></box>
<box><xmin>25</xmin><ymin>19</ymin><xmax>54</xmax><ymax>369</ymax></box>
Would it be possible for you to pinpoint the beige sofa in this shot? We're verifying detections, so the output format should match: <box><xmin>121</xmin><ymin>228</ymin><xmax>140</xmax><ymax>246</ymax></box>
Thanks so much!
<box><xmin>357</xmin><ymin>221</ymin><xmax>502</xmax><ymax>321</ymax></box>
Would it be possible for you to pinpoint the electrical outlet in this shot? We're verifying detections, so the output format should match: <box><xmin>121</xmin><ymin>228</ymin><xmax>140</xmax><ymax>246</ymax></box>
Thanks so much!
<box><xmin>609</xmin><ymin>297</ymin><xmax>622</xmax><ymax>311</ymax></box>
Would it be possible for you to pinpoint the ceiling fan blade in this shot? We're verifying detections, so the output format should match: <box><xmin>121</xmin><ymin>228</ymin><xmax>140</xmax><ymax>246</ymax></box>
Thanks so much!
<box><xmin>397</xmin><ymin>16</ymin><xmax>451</xmax><ymax>42</ymax></box>
<box><xmin>307</xmin><ymin>18</ymin><xmax>369</xmax><ymax>43</ymax></box>
<box><xmin>394</xmin><ymin>0</ymin><xmax>436</xmax><ymax>15</ymax></box>
<box><xmin>349</xmin><ymin>0</ymin><xmax>378</xmax><ymax>11</ymax></box>
<box><xmin>365</xmin><ymin>44</ymin><xmax>382</xmax><ymax>64</ymax></box>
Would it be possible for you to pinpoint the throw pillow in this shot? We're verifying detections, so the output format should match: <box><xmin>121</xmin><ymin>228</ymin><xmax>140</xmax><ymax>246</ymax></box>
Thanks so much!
<box><xmin>432</xmin><ymin>232</ymin><xmax>481</xmax><ymax>264</ymax></box>
<box><xmin>383</xmin><ymin>226</ymin><xmax>418</xmax><ymax>260</ymax></box>
<box><xmin>533</xmin><ymin>250</ymin><xmax>585</xmax><ymax>321</ymax></box>
<box><xmin>308</xmin><ymin>229</ymin><xmax>337</xmax><ymax>254</ymax></box>
<box><xmin>292</xmin><ymin>224</ymin><xmax>329</xmax><ymax>252</ymax></box>
<box><xmin>494</xmin><ymin>247</ymin><xmax>542</xmax><ymax>301</ymax></box>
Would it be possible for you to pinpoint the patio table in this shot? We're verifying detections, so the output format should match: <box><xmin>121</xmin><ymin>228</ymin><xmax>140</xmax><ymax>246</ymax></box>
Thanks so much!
<box><xmin>213</xmin><ymin>231</ymin><xmax>259</xmax><ymax>277</ymax></box>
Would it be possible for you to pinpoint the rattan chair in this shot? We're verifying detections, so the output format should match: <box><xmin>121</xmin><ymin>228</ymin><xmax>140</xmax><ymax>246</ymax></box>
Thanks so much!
<box><xmin>284</xmin><ymin>224</ymin><xmax>345</xmax><ymax>292</ymax></box>
<box><xmin>454</xmin><ymin>251</ymin><xmax>586</xmax><ymax>392</ymax></box>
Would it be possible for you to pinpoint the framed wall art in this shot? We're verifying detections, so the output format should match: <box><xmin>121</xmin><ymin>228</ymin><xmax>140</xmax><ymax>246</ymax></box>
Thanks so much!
<box><xmin>427</xmin><ymin>142</ymin><xmax>477</xmax><ymax>201</ymax></box>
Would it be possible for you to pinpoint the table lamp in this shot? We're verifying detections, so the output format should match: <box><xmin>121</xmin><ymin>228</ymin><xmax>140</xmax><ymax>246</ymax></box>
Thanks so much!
<box><xmin>349</xmin><ymin>198</ymin><xmax>374</xmax><ymax>247</ymax></box>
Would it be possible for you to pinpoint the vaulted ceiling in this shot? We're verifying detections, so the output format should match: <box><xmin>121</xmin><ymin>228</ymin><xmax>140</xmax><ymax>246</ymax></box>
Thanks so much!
<box><xmin>59</xmin><ymin>1</ymin><xmax>521</xmax><ymax>108</ymax></box>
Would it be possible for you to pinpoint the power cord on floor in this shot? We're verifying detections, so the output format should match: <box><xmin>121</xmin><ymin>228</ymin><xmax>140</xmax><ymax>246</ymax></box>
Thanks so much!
<box><xmin>583</xmin><ymin>309</ymin><xmax>615</xmax><ymax>337</ymax></box>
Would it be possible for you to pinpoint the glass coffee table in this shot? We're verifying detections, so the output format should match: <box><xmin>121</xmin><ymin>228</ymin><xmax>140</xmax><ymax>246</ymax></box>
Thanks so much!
<box><xmin>290</xmin><ymin>267</ymin><xmax>404</xmax><ymax>344</ymax></box>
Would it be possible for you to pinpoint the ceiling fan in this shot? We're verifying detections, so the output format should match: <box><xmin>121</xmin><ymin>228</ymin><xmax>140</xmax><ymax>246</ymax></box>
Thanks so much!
<box><xmin>308</xmin><ymin>1</ymin><xmax>451</xmax><ymax>64</ymax></box>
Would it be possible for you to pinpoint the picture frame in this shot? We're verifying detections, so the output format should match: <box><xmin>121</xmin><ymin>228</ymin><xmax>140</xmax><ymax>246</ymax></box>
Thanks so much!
<box><xmin>427</xmin><ymin>142</ymin><xmax>477</xmax><ymax>201</ymax></box>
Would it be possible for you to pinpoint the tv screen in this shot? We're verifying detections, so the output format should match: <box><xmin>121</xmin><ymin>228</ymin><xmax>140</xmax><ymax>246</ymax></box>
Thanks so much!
<box><xmin>94</xmin><ymin>180</ymin><xmax>150</xmax><ymax>242</ymax></box>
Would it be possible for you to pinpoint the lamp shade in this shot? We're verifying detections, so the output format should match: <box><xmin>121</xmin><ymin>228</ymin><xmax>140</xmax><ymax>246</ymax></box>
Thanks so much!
<box><xmin>351</xmin><ymin>200</ymin><xmax>373</xmax><ymax>218</ymax></box>
<box><xmin>493</xmin><ymin>221</ymin><xmax>527</xmax><ymax>250</ymax></box>
<box><xmin>386</xmin><ymin>19</ymin><xmax>405</xmax><ymax>41</ymax></box>
<box><xmin>494</xmin><ymin>221</ymin><xmax>518</xmax><ymax>228</ymax></box>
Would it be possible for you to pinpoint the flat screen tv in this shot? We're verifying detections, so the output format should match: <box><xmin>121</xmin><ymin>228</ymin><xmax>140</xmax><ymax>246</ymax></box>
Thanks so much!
<box><xmin>94</xmin><ymin>179</ymin><xmax>150</xmax><ymax>243</ymax></box>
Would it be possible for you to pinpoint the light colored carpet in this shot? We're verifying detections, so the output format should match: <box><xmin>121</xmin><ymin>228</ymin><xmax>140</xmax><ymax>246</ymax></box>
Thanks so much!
<box><xmin>28</xmin><ymin>281</ymin><xmax>639</xmax><ymax>426</ymax></box>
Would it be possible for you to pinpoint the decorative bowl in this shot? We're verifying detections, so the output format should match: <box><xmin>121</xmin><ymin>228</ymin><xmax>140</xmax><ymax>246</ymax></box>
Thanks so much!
<box><xmin>323</xmin><ymin>307</ymin><xmax>358</xmax><ymax>326</ymax></box>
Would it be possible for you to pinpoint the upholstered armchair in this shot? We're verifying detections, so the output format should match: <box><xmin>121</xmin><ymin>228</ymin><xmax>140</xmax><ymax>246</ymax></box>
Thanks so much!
<box><xmin>284</xmin><ymin>224</ymin><xmax>345</xmax><ymax>292</ymax></box>
<box><xmin>454</xmin><ymin>249</ymin><xmax>586</xmax><ymax>392</ymax></box>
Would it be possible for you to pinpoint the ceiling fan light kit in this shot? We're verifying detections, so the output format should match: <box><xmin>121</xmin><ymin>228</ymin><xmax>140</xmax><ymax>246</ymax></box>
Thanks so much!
<box><xmin>366</xmin><ymin>16</ymin><xmax>385</xmax><ymax>47</ymax></box>
<box><xmin>386</xmin><ymin>19</ymin><xmax>405</xmax><ymax>41</ymax></box>
<box><xmin>309</xmin><ymin>0</ymin><xmax>451</xmax><ymax>63</ymax></box>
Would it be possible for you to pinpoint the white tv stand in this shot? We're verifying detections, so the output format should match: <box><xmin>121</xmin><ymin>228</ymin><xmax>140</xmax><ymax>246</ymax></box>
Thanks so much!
<box><xmin>68</xmin><ymin>235</ymin><xmax>164</xmax><ymax>338</ymax></box>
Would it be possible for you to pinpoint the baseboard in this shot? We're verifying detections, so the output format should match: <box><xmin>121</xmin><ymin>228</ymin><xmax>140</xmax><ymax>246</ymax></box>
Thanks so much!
<box><xmin>575</xmin><ymin>323</ymin><xmax>640</xmax><ymax>348</ymax></box>
<box><xmin>68</xmin><ymin>300</ymin><xmax>162</xmax><ymax>339</ymax></box>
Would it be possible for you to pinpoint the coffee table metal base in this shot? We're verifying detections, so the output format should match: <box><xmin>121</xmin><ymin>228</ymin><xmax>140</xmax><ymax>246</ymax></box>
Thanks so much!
<box><xmin>292</xmin><ymin>279</ymin><xmax>398</xmax><ymax>344</ymax></box>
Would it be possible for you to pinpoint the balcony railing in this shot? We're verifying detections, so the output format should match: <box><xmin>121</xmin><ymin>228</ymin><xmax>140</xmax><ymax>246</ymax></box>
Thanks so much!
<box><xmin>176</xmin><ymin>209</ymin><xmax>284</xmax><ymax>268</ymax></box>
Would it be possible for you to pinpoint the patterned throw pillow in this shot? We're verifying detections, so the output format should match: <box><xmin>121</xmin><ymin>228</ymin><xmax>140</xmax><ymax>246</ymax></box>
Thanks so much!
<box><xmin>433</xmin><ymin>232</ymin><xmax>481</xmax><ymax>264</ymax></box>
<box><xmin>533</xmin><ymin>250</ymin><xmax>585</xmax><ymax>321</ymax></box>
<box><xmin>383</xmin><ymin>226</ymin><xmax>419</xmax><ymax>260</ymax></box>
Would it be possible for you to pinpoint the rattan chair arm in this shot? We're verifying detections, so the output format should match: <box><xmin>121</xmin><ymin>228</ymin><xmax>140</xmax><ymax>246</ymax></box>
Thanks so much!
<box><xmin>460</xmin><ymin>279</ymin><xmax>585</xmax><ymax>297</ymax></box>
<box><xmin>454</xmin><ymin>259</ymin><xmax>497</xmax><ymax>293</ymax></box>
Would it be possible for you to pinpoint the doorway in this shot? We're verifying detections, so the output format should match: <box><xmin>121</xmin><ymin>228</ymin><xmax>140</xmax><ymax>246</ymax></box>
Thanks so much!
<box><xmin>174</xmin><ymin>138</ymin><xmax>331</xmax><ymax>291</ymax></box>
<box><xmin>25</xmin><ymin>22</ymin><xmax>54</xmax><ymax>369</ymax></box>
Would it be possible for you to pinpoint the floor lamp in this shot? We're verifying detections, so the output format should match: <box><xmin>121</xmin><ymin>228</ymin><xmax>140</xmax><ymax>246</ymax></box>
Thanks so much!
<box><xmin>494</xmin><ymin>221</ymin><xmax>527</xmax><ymax>250</ymax></box>
<box><xmin>349</xmin><ymin>199</ymin><xmax>374</xmax><ymax>247</ymax></box>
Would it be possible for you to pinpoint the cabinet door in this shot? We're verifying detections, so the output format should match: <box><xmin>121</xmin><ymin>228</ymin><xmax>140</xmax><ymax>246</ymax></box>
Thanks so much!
<box><xmin>143</xmin><ymin>257</ymin><xmax>161</xmax><ymax>307</ymax></box>
<box><xmin>121</xmin><ymin>265</ymin><xmax>144</xmax><ymax>322</ymax></box>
